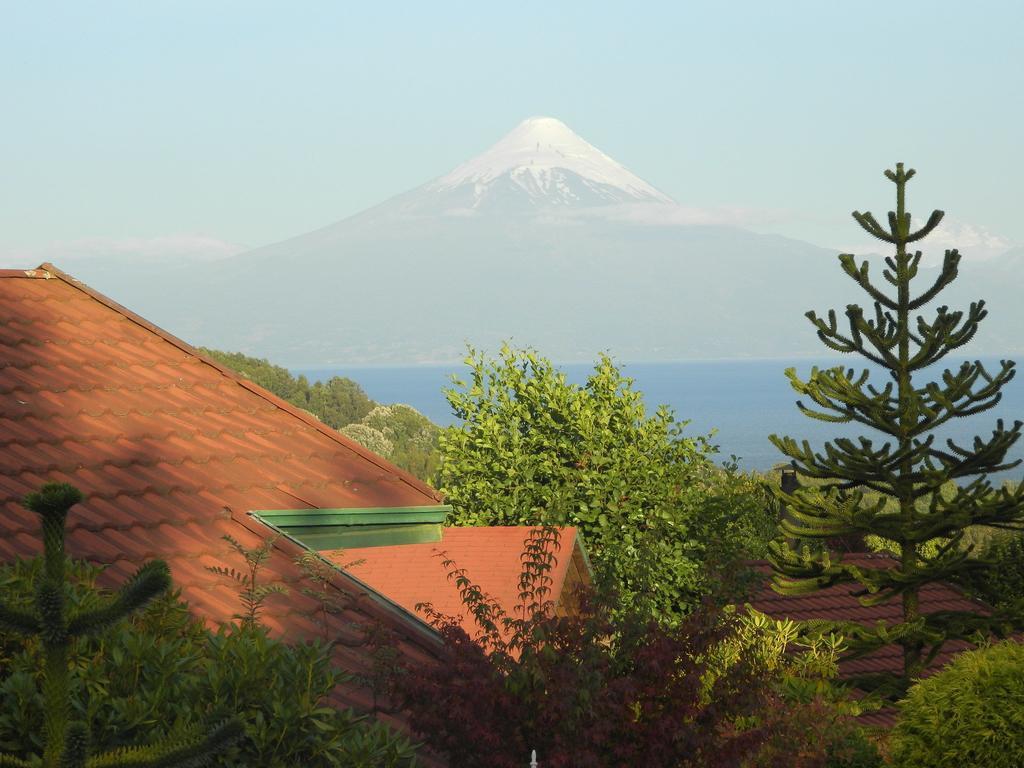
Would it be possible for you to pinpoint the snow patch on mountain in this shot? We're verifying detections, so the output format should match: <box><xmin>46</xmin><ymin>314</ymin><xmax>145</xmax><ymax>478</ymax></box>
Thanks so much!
<box><xmin>428</xmin><ymin>116</ymin><xmax>673</xmax><ymax>209</ymax></box>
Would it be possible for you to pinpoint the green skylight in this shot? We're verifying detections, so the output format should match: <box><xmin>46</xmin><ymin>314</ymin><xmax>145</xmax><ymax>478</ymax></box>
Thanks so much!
<box><xmin>250</xmin><ymin>505</ymin><xmax>451</xmax><ymax>550</ymax></box>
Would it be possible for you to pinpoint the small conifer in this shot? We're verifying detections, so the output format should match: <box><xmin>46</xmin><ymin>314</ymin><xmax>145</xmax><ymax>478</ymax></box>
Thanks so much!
<box><xmin>0</xmin><ymin>483</ymin><xmax>242</xmax><ymax>768</ymax></box>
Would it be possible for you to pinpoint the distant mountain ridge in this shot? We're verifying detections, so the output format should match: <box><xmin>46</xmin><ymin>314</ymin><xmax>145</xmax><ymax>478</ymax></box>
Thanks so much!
<box><xmin>49</xmin><ymin>118</ymin><xmax>1024</xmax><ymax>367</ymax></box>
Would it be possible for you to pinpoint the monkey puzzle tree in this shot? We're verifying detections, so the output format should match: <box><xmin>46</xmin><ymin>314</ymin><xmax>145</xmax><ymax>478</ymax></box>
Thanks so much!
<box><xmin>0</xmin><ymin>483</ymin><xmax>241</xmax><ymax>768</ymax></box>
<box><xmin>769</xmin><ymin>164</ymin><xmax>1024</xmax><ymax>697</ymax></box>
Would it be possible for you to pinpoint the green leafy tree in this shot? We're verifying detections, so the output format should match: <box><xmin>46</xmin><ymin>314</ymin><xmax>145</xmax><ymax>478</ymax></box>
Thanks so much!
<box><xmin>769</xmin><ymin>164</ymin><xmax>1024</xmax><ymax>697</ymax></box>
<box><xmin>307</xmin><ymin>377</ymin><xmax>377</xmax><ymax>431</ymax></box>
<box><xmin>0</xmin><ymin>483</ymin><xmax>242</xmax><ymax>768</ymax></box>
<box><xmin>437</xmin><ymin>345</ymin><xmax>774</xmax><ymax>622</ymax></box>
<box><xmin>202</xmin><ymin>348</ymin><xmax>442</xmax><ymax>480</ymax></box>
<box><xmin>199</xmin><ymin>349</ymin><xmax>309</xmax><ymax>405</ymax></box>
<box><xmin>200</xmin><ymin>349</ymin><xmax>375</xmax><ymax>429</ymax></box>
<box><xmin>342</xmin><ymin>405</ymin><xmax>440</xmax><ymax>481</ymax></box>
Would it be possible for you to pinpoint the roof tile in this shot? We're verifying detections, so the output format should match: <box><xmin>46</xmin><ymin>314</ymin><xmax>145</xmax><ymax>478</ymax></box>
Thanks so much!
<box><xmin>334</xmin><ymin>526</ymin><xmax>582</xmax><ymax>637</ymax></box>
<box><xmin>0</xmin><ymin>264</ymin><xmax>446</xmax><ymax>745</ymax></box>
<box><xmin>748</xmin><ymin>554</ymin><xmax>992</xmax><ymax>727</ymax></box>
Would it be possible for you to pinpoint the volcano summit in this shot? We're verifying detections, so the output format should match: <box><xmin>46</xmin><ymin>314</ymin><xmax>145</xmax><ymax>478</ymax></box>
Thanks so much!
<box><xmin>418</xmin><ymin>116</ymin><xmax>674</xmax><ymax>212</ymax></box>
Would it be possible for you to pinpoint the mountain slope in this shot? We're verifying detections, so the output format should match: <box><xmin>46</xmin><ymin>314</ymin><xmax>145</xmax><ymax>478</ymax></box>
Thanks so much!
<box><xmin>64</xmin><ymin>216</ymin><xmax>854</xmax><ymax>366</ymax></box>
<box><xmin>57</xmin><ymin>118</ymin><xmax>1024</xmax><ymax>366</ymax></box>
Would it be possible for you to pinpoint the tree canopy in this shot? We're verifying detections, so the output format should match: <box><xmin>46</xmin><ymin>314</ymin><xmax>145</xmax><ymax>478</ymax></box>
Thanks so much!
<box><xmin>436</xmin><ymin>345</ymin><xmax>774</xmax><ymax>622</ymax></box>
<box><xmin>342</xmin><ymin>404</ymin><xmax>440</xmax><ymax>480</ymax></box>
<box><xmin>199</xmin><ymin>348</ymin><xmax>375</xmax><ymax>429</ymax></box>
<box><xmin>200</xmin><ymin>349</ymin><xmax>440</xmax><ymax>480</ymax></box>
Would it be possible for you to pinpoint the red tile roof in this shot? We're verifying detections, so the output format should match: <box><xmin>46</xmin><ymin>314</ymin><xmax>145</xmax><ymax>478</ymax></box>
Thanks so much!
<box><xmin>0</xmin><ymin>264</ymin><xmax>447</xmax><ymax>723</ymax></box>
<box><xmin>334</xmin><ymin>526</ymin><xmax>588</xmax><ymax>635</ymax></box>
<box><xmin>747</xmin><ymin>552</ymin><xmax>990</xmax><ymax>726</ymax></box>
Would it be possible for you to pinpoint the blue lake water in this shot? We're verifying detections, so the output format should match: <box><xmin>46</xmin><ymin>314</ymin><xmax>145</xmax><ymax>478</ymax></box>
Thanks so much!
<box><xmin>296</xmin><ymin>356</ymin><xmax>1024</xmax><ymax>484</ymax></box>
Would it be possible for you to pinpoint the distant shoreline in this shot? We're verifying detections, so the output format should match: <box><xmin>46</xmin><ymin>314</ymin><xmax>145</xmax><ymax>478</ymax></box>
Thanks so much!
<box><xmin>294</xmin><ymin>351</ymin><xmax>1023</xmax><ymax>374</ymax></box>
<box><xmin>292</xmin><ymin>357</ymin><xmax>1024</xmax><ymax>482</ymax></box>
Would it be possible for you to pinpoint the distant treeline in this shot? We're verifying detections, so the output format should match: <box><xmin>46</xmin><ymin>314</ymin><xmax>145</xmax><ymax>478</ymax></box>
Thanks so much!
<box><xmin>200</xmin><ymin>348</ymin><xmax>440</xmax><ymax>480</ymax></box>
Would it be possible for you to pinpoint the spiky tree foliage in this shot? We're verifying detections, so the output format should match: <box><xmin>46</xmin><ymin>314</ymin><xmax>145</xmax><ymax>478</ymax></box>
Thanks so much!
<box><xmin>205</xmin><ymin>534</ymin><xmax>287</xmax><ymax>628</ymax></box>
<box><xmin>769</xmin><ymin>164</ymin><xmax>1024</xmax><ymax>697</ymax></box>
<box><xmin>0</xmin><ymin>483</ymin><xmax>242</xmax><ymax>768</ymax></box>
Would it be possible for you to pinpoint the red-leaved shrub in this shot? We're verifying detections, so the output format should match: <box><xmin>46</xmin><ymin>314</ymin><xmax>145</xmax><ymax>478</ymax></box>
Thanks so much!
<box><xmin>396</xmin><ymin>527</ymin><xmax>842</xmax><ymax>768</ymax></box>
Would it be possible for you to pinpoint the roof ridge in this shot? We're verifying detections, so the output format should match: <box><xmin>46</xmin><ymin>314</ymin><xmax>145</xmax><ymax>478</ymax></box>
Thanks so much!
<box><xmin>0</xmin><ymin>268</ymin><xmax>56</xmax><ymax>280</ymax></box>
<box><xmin>34</xmin><ymin>262</ymin><xmax>442</xmax><ymax>504</ymax></box>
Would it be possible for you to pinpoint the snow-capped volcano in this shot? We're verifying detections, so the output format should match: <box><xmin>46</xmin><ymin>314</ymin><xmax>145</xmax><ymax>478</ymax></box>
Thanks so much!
<box><xmin>59</xmin><ymin>115</ymin><xmax>1024</xmax><ymax>368</ymax></box>
<box><xmin>422</xmin><ymin>116</ymin><xmax>673</xmax><ymax>211</ymax></box>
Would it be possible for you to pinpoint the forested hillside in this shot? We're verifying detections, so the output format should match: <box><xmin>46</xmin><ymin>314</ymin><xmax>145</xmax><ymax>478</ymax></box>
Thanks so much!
<box><xmin>200</xmin><ymin>348</ymin><xmax>439</xmax><ymax>480</ymax></box>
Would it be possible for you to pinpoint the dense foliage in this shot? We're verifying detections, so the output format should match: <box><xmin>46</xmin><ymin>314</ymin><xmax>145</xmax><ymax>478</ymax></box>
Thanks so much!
<box><xmin>769</xmin><ymin>164</ymin><xmax>1024</xmax><ymax>696</ymax></box>
<box><xmin>715</xmin><ymin>611</ymin><xmax>883</xmax><ymax>768</ymax></box>
<box><xmin>398</xmin><ymin>527</ymin><xmax>877</xmax><ymax>768</ymax></box>
<box><xmin>436</xmin><ymin>345</ymin><xmax>776</xmax><ymax>622</ymax></box>
<box><xmin>867</xmin><ymin>520</ymin><xmax>1024</xmax><ymax>617</ymax></box>
<box><xmin>0</xmin><ymin>482</ymin><xmax>241</xmax><ymax>768</ymax></box>
<box><xmin>201</xmin><ymin>348</ymin><xmax>440</xmax><ymax>480</ymax></box>
<box><xmin>0</xmin><ymin>556</ymin><xmax>420</xmax><ymax>768</ymax></box>
<box><xmin>956</xmin><ymin>530</ymin><xmax>1024</xmax><ymax>612</ymax></box>
<box><xmin>200</xmin><ymin>348</ymin><xmax>375</xmax><ymax>429</ymax></box>
<box><xmin>888</xmin><ymin>640</ymin><xmax>1024</xmax><ymax>767</ymax></box>
<box><xmin>342</xmin><ymin>405</ymin><xmax>441</xmax><ymax>480</ymax></box>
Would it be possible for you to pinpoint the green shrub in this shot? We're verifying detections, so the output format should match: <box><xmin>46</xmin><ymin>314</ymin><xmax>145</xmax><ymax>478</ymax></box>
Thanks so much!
<box><xmin>959</xmin><ymin>532</ymin><xmax>1024</xmax><ymax>612</ymax></box>
<box><xmin>889</xmin><ymin>640</ymin><xmax>1024</xmax><ymax>767</ymax></box>
<box><xmin>0</xmin><ymin>556</ymin><xmax>420</xmax><ymax>767</ymax></box>
<box><xmin>820</xmin><ymin>726</ymin><xmax>884</xmax><ymax>768</ymax></box>
<box><xmin>714</xmin><ymin>610</ymin><xmax>883</xmax><ymax>768</ymax></box>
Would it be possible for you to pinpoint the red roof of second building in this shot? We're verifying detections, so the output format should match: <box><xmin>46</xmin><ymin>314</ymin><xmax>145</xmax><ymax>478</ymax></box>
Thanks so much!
<box><xmin>748</xmin><ymin>552</ymin><xmax>990</xmax><ymax>726</ymax></box>
<box><xmin>334</xmin><ymin>526</ymin><xmax>584</xmax><ymax>634</ymax></box>
<box><xmin>0</xmin><ymin>263</ymin><xmax>446</xmax><ymax>719</ymax></box>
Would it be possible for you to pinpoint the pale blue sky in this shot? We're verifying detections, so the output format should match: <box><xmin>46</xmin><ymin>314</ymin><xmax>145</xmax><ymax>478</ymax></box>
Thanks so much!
<box><xmin>2</xmin><ymin>1</ymin><xmax>1022</xmax><ymax>259</ymax></box>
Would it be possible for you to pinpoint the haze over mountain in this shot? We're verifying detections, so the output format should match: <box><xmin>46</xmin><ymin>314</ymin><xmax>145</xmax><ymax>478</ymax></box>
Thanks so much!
<box><xmin>50</xmin><ymin>117</ymin><xmax>1023</xmax><ymax>367</ymax></box>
